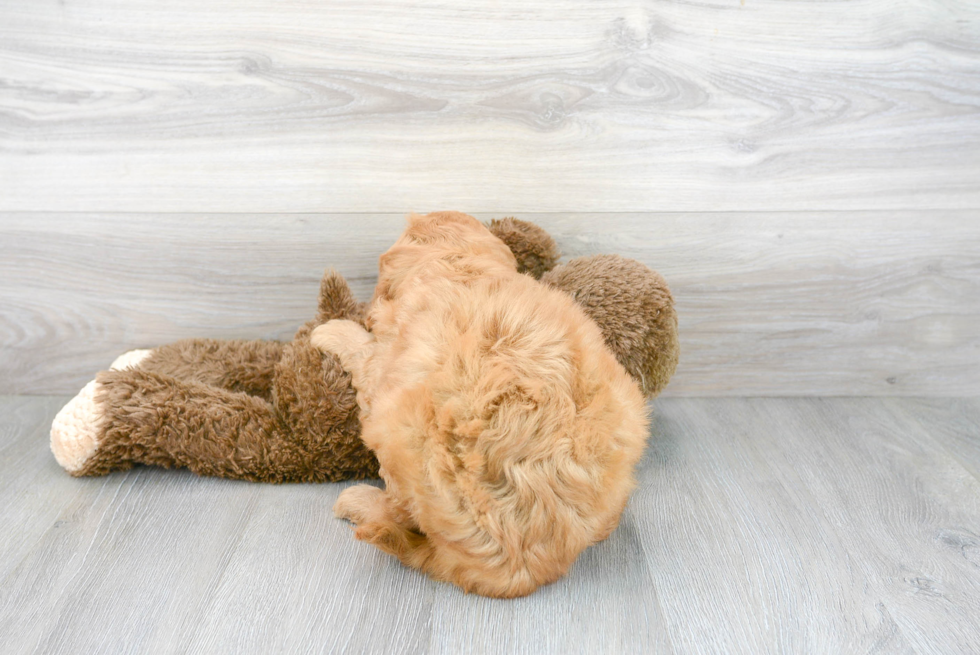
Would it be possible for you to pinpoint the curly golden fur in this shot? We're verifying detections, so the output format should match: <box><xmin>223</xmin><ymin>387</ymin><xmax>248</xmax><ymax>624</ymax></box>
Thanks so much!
<box><xmin>311</xmin><ymin>212</ymin><xmax>649</xmax><ymax>598</ymax></box>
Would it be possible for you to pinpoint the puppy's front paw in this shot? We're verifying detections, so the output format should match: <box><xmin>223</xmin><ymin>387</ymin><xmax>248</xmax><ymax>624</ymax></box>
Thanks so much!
<box><xmin>333</xmin><ymin>484</ymin><xmax>384</xmax><ymax>525</ymax></box>
<box><xmin>310</xmin><ymin>319</ymin><xmax>370</xmax><ymax>359</ymax></box>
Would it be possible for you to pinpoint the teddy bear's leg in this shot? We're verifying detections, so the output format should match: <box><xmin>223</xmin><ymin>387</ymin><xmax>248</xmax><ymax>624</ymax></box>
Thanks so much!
<box><xmin>52</xmin><ymin>367</ymin><xmax>316</xmax><ymax>480</ymax></box>
<box><xmin>51</xmin><ymin>339</ymin><xmax>286</xmax><ymax>474</ymax></box>
<box><xmin>271</xmin><ymin>335</ymin><xmax>380</xmax><ymax>481</ymax></box>
<box><xmin>49</xmin><ymin>378</ymin><xmax>104</xmax><ymax>474</ymax></box>
<box><xmin>128</xmin><ymin>267</ymin><xmax>361</xmax><ymax>397</ymax></box>
<box><xmin>49</xmin><ymin>347</ymin><xmax>159</xmax><ymax>472</ymax></box>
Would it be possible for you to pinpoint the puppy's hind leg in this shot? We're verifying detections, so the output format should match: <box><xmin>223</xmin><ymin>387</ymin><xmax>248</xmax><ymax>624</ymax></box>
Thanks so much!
<box><xmin>334</xmin><ymin>484</ymin><xmax>433</xmax><ymax>563</ymax></box>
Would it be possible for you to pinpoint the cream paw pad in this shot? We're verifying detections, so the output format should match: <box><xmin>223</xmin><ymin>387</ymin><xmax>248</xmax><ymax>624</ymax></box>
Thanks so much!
<box><xmin>49</xmin><ymin>349</ymin><xmax>153</xmax><ymax>474</ymax></box>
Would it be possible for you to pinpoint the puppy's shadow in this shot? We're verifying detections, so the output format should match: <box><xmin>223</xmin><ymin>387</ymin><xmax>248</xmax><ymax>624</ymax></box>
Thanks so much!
<box><xmin>637</xmin><ymin>407</ymin><xmax>682</xmax><ymax>475</ymax></box>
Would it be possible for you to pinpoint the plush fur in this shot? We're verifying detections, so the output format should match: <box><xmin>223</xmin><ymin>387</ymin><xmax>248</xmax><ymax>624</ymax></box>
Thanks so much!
<box><xmin>49</xmin><ymin>221</ymin><xmax>562</xmax><ymax>483</ymax></box>
<box><xmin>55</xmin><ymin>272</ymin><xmax>379</xmax><ymax>482</ymax></box>
<box><xmin>485</xmin><ymin>217</ymin><xmax>560</xmax><ymax>279</ymax></box>
<box><xmin>543</xmin><ymin>255</ymin><xmax>679</xmax><ymax>397</ymax></box>
<box><xmin>53</xmin><ymin>221</ymin><xmax>563</xmax><ymax>482</ymax></box>
<box><xmin>310</xmin><ymin>212</ymin><xmax>650</xmax><ymax>598</ymax></box>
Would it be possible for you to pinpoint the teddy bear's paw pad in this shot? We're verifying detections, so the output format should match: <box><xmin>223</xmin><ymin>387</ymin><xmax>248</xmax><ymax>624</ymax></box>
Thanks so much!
<box><xmin>50</xmin><ymin>379</ymin><xmax>105</xmax><ymax>473</ymax></box>
<box><xmin>334</xmin><ymin>484</ymin><xmax>384</xmax><ymax>525</ymax></box>
<box><xmin>109</xmin><ymin>349</ymin><xmax>153</xmax><ymax>371</ymax></box>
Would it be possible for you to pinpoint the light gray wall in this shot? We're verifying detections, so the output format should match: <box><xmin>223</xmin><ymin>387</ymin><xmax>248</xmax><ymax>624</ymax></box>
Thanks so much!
<box><xmin>2</xmin><ymin>1</ymin><xmax>978</xmax><ymax>396</ymax></box>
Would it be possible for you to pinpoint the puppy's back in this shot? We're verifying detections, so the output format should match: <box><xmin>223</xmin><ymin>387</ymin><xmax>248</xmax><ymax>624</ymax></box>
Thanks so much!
<box><xmin>387</xmin><ymin>273</ymin><xmax>649</xmax><ymax>597</ymax></box>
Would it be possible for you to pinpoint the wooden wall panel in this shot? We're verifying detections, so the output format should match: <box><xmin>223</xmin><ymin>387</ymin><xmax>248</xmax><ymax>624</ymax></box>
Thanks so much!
<box><xmin>1</xmin><ymin>0</ymin><xmax>979</xmax><ymax>213</ymax></box>
<box><xmin>2</xmin><ymin>212</ymin><xmax>976</xmax><ymax>396</ymax></box>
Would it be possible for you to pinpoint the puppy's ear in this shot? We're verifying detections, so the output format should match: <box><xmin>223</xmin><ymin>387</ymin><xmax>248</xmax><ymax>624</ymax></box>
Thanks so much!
<box><xmin>405</xmin><ymin>211</ymin><xmax>484</xmax><ymax>245</ymax></box>
<box><xmin>373</xmin><ymin>246</ymin><xmax>414</xmax><ymax>302</ymax></box>
<box><xmin>403</xmin><ymin>213</ymin><xmax>438</xmax><ymax>245</ymax></box>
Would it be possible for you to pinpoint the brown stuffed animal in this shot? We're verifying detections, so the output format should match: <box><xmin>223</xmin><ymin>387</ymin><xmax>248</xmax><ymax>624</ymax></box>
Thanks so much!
<box><xmin>50</xmin><ymin>219</ymin><xmax>678</xmax><ymax>482</ymax></box>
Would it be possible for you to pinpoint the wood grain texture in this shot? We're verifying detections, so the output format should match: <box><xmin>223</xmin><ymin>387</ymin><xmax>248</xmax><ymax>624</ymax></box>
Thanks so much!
<box><xmin>3</xmin><ymin>396</ymin><xmax>980</xmax><ymax>654</ymax></box>
<box><xmin>2</xmin><ymin>212</ymin><xmax>977</xmax><ymax>396</ymax></box>
<box><xmin>888</xmin><ymin>397</ymin><xmax>980</xmax><ymax>483</ymax></box>
<box><xmin>1</xmin><ymin>0</ymin><xmax>979</xmax><ymax>213</ymax></box>
<box><xmin>632</xmin><ymin>397</ymin><xmax>980</xmax><ymax>654</ymax></box>
<box><xmin>0</xmin><ymin>396</ymin><xmax>80</xmax><ymax>583</ymax></box>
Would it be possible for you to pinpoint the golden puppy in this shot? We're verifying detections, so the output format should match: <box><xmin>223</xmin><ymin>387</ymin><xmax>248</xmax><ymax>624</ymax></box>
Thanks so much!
<box><xmin>311</xmin><ymin>211</ymin><xmax>648</xmax><ymax>597</ymax></box>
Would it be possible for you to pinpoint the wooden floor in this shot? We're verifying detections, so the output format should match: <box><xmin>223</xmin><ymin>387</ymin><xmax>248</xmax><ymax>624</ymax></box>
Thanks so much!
<box><xmin>2</xmin><ymin>395</ymin><xmax>979</xmax><ymax>654</ymax></box>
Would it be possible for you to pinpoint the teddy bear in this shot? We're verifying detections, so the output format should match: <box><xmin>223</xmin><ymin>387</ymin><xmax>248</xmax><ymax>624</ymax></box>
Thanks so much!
<box><xmin>49</xmin><ymin>218</ymin><xmax>679</xmax><ymax>483</ymax></box>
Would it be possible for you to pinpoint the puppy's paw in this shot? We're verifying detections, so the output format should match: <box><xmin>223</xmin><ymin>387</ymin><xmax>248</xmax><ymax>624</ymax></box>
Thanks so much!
<box><xmin>310</xmin><ymin>319</ymin><xmax>371</xmax><ymax>359</ymax></box>
<box><xmin>333</xmin><ymin>484</ymin><xmax>384</xmax><ymax>525</ymax></box>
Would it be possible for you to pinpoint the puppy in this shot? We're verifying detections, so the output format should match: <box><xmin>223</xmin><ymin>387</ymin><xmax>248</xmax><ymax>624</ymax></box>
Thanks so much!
<box><xmin>312</xmin><ymin>211</ymin><xmax>648</xmax><ymax>597</ymax></box>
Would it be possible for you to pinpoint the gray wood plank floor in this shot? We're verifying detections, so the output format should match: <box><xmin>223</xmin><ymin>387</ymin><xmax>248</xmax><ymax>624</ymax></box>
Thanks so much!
<box><xmin>2</xmin><ymin>396</ymin><xmax>979</xmax><ymax>654</ymax></box>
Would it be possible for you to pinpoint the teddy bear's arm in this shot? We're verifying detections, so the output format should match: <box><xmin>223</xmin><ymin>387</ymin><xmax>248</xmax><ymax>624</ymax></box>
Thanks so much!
<box><xmin>315</xmin><ymin>269</ymin><xmax>367</xmax><ymax>324</ymax></box>
<box><xmin>128</xmin><ymin>267</ymin><xmax>365</xmax><ymax>401</ymax></box>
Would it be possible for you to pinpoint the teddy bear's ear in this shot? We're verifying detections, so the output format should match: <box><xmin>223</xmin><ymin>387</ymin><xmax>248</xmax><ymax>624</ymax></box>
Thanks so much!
<box><xmin>542</xmin><ymin>255</ymin><xmax>679</xmax><ymax>398</ymax></box>
<box><xmin>485</xmin><ymin>218</ymin><xmax>560</xmax><ymax>280</ymax></box>
<box><xmin>317</xmin><ymin>269</ymin><xmax>361</xmax><ymax>323</ymax></box>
